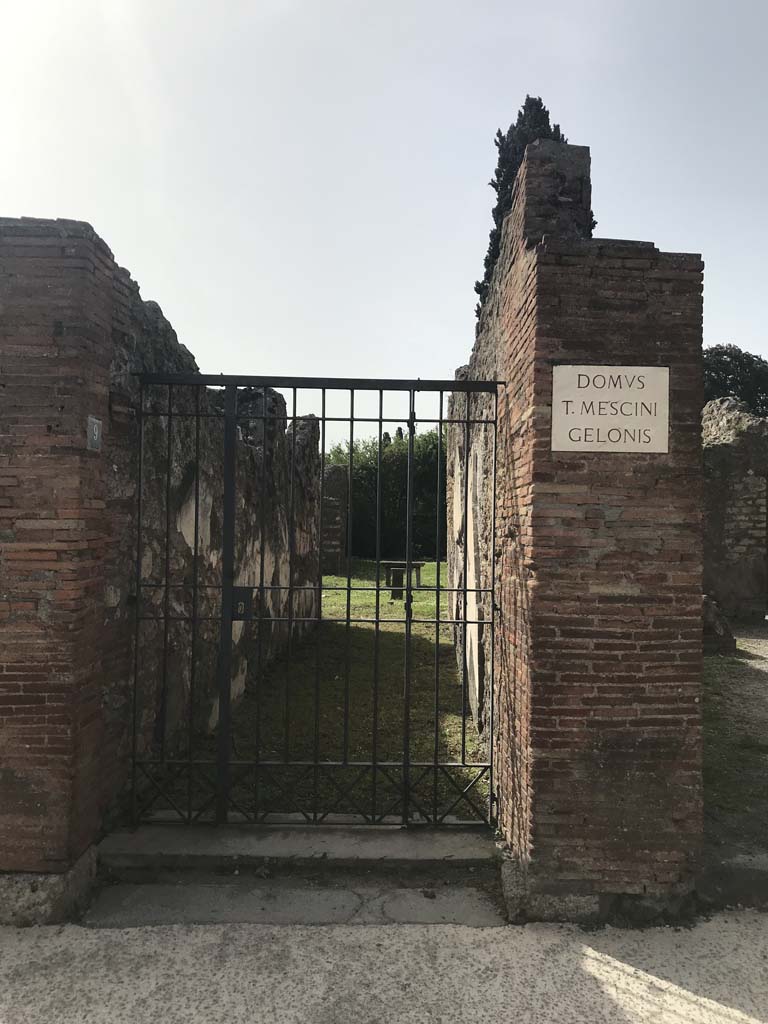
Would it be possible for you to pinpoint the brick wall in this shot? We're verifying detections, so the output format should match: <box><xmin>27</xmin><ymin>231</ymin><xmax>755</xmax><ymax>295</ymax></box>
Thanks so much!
<box><xmin>0</xmin><ymin>218</ymin><xmax>320</xmax><ymax>872</ymax></box>
<box><xmin>0</xmin><ymin>219</ymin><xmax>114</xmax><ymax>871</ymax></box>
<box><xmin>457</xmin><ymin>140</ymin><xmax>704</xmax><ymax>903</ymax></box>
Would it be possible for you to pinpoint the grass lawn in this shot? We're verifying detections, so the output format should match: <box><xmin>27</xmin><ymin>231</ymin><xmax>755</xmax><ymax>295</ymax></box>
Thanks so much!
<box><xmin>188</xmin><ymin>559</ymin><xmax>491</xmax><ymax>824</ymax></box>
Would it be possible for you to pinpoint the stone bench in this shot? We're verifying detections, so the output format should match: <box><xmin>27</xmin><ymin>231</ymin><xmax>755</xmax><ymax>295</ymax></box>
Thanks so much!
<box><xmin>380</xmin><ymin>560</ymin><xmax>426</xmax><ymax>600</ymax></box>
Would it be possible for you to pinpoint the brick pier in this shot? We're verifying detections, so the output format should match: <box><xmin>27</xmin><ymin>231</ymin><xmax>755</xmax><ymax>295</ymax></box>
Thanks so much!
<box><xmin>461</xmin><ymin>140</ymin><xmax>704</xmax><ymax>917</ymax></box>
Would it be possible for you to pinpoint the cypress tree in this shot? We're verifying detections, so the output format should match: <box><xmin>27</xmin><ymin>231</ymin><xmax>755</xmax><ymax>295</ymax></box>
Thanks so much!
<box><xmin>474</xmin><ymin>96</ymin><xmax>567</xmax><ymax>316</ymax></box>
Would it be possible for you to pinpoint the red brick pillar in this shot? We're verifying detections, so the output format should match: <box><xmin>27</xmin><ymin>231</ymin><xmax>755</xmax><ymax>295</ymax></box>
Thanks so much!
<box><xmin>482</xmin><ymin>142</ymin><xmax>704</xmax><ymax>919</ymax></box>
<box><xmin>0</xmin><ymin>219</ymin><xmax>116</xmax><ymax>919</ymax></box>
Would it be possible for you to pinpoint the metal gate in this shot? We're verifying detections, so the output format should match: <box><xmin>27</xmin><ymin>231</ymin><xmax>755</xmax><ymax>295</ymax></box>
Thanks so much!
<box><xmin>131</xmin><ymin>375</ymin><xmax>499</xmax><ymax>827</ymax></box>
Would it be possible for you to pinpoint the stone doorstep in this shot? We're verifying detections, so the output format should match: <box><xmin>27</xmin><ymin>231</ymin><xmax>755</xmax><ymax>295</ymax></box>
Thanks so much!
<box><xmin>83</xmin><ymin>876</ymin><xmax>509</xmax><ymax>929</ymax></box>
<box><xmin>88</xmin><ymin>825</ymin><xmax>509</xmax><ymax>928</ymax></box>
<box><xmin>96</xmin><ymin>824</ymin><xmax>503</xmax><ymax>882</ymax></box>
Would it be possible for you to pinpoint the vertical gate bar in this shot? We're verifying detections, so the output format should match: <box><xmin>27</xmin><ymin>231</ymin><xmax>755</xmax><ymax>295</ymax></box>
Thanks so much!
<box><xmin>402</xmin><ymin>389</ymin><xmax>415</xmax><ymax>825</ymax></box>
<box><xmin>488</xmin><ymin>387</ymin><xmax>499</xmax><ymax>824</ymax></box>
<box><xmin>433</xmin><ymin>390</ymin><xmax>443</xmax><ymax>823</ymax></box>
<box><xmin>461</xmin><ymin>390</ymin><xmax>471</xmax><ymax>764</ymax></box>
<box><xmin>313</xmin><ymin>388</ymin><xmax>326</xmax><ymax>823</ymax></box>
<box><xmin>159</xmin><ymin>385</ymin><xmax>173</xmax><ymax>763</ymax></box>
<box><xmin>255</xmin><ymin>385</ymin><xmax>268</xmax><ymax>819</ymax></box>
<box><xmin>372</xmin><ymin>389</ymin><xmax>383</xmax><ymax>821</ymax></box>
<box><xmin>343</xmin><ymin>389</ymin><xmax>354</xmax><ymax>764</ymax></box>
<box><xmin>283</xmin><ymin>387</ymin><xmax>297</xmax><ymax>764</ymax></box>
<box><xmin>131</xmin><ymin>382</ymin><xmax>145</xmax><ymax>825</ymax></box>
<box><xmin>186</xmin><ymin>385</ymin><xmax>202</xmax><ymax>824</ymax></box>
<box><xmin>216</xmin><ymin>384</ymin><xmax>237</xmax><ymax>825</ymax></box>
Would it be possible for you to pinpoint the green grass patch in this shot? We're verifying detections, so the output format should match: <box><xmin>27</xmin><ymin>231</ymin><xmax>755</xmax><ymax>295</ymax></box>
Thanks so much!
<box><xmin>193</xmin><ymin>560</ymin><xmax>490</xmax><ymax>824</ymax></box>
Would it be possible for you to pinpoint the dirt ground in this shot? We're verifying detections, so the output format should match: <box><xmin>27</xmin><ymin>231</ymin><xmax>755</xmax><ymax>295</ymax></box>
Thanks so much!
<box><xmin>703</xmin><ymin>624</ymin><xmax>768</xmax><ymax>859</ymax></box>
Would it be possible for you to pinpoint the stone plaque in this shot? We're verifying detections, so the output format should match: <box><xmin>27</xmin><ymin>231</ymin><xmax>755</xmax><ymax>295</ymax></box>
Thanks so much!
<box><xmin>551</xmin><ymin>365</ymin><xmax>669</xmax><ymax>453</ymax></box>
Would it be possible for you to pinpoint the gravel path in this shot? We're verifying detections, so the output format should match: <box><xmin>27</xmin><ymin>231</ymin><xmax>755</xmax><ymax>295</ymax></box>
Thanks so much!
<box><xmin>1</xmin><ymin>914</ymin><xmax>768</xmax><ymax>1024</ymax></box>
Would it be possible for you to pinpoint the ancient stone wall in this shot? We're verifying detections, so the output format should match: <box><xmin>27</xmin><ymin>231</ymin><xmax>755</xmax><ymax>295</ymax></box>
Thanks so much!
<box><xmin>0</xmin><ymin>218</ymin><xmax>320</xmax><ymax>875</ymax></box>
<box><xmin>702</xmin><ymin>398</ymin><xmax>768</xmax><ymax>622</ymax></box>
<box><xmin>130</xmin><ymin>381</ymin><xmax>319</xmax><ymax>777</ymax></box>
<box><xmin>449</xmin><ymin>140</ymin><xmax>704</xmax><ymax>914</ymax></box>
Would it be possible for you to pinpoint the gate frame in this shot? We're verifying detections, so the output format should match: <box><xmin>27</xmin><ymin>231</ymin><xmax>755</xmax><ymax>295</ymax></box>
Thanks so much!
<box><xmin>131</xmin><ymin>374</ymin><xmax>501</xmax><ymax>828</ymax></box>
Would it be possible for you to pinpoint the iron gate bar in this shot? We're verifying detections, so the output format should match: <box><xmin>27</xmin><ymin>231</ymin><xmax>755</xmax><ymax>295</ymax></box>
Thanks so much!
<box><xmin>433</xmin><ymin>390</ymin><xmax>443</xmax><ymax>822</ymax></box>
<box><xmin>130</xmin><ymin>382</ymin><xmax>144</xmax><ymax>824</ymax></box>
<box><xmin>461</xmin><ymin>392</ymin><xmax>471</xmax><ymax>763</ymax></box>
<box><xmin>137</xmin><ymin>583</ymin><xmax>493</xmax><ymax>594</ymax></box>
<box><xmin>131</xmin><ymin>375</ymin><xmax>501</xmax><ymax>828</ymax></box>
<box><xmin>139</xmin><ymin>414</ymin><xmax>497</xmax><ymax>430</ymax></box>
<box><xmin>372</xmin><ymin>388</ymin><xmax>383</xmax><ymax>822</ymax></box>
<box><xmin>138</xmin><ymin>615</ymin><xmax>492</xmax><ymax>626</ymax></box>
<box><xmin>140</xmin><ymin>759</ymin><xmax>494</xmax><ymax>768</ymax></box>
<box><xmin>403</xmin><ymin>389</ymin><xmax>416</xmax><ymax>824</ymax></box>
<box><xmin>344</xmin><ymin>390</ymin><xmax>354</xmax><ymax>764</ymax></box>
<box><xmin>255</xmin><ymin>385</ymin><xmax>268</xmax><ymax>818</ymax></box>
<box><xmin>187</xmin><ymin>385</ymin><xmax>202</xmax><ymax>823</ymax></box>
<box><xmin>138</xmin><ymin>412</ymin><xmax>497</xmax><ymax>427</ymax></box>
<box><xmin>158</xmin><ymin>385</ymin><xmax>173</xmax><ymax>761</ymax></box>
<box><xmin>284</xmin><ymin>387</ymin><xmax>298</xmax><ymax>764</ymax></box>
<box><xmin>137</xmin><ymin>373</ymin><xmax>501</xmax><ymax>392</ymax></box>
<box><xmin>313</xmin><ymin>389</ymin><xmax>326</xmax><ymax>823</ymax></box>
<box><xmin>215</xmin><ymin>384</ymin><xmax>237</xmax><ymax>823</ymax></box>
<box><xmin>138</xmin><ymin>583</ymin><xmax>492</xmax><ymax>593</ymax></box>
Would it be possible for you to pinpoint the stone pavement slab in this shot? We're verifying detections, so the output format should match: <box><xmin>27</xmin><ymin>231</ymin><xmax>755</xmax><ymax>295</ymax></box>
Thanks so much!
<box><xmin>1</xmin><ymin>912</ymin><xmax>767</xmax><ymax>1024</ymax></box>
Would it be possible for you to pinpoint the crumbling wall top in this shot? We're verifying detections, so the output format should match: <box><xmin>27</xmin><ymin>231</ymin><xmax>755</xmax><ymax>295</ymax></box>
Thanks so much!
<box><xmin>702</xmin><ymin>398</ymin><xmax>768</xmax><ymax>476</ymax></box>
<box><xmin>514</xmin><ymin>138</ymin><xmax>593</xmax><ymax>248</ymax></box>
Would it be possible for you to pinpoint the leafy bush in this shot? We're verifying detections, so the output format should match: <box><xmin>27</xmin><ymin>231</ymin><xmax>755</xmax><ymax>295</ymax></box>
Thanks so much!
<box><xmin>327</xmin><ymin>429</ymin><xmax>446</xmax><ymax>559</ymax></box>
<box><xmin>704</xmin><ymin>344</ymin><xmax>768</xmax><ymax>416</ymax></box>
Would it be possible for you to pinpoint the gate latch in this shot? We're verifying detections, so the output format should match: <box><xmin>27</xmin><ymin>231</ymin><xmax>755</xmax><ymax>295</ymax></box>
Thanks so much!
<box><xmin>232</xmin><ymin>587</ymin><xmax>254</xmax><ymax>621</ymax></box>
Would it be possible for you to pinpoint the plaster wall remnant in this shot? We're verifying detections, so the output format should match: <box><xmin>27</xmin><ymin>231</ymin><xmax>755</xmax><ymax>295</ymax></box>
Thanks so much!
<box><xmin>447</xmin><ymin>139</ymin><xmax>704</xmax><ymax>918</ymax></box>
<box><xmin>702</xmin><ymin>397</ymin><xmax>768</xmax><ymax>623</ymax></box>
<box><xmin>0</xmin><ymin>217</ymin><xmax>320</xmax><ymax>904</ymax></box>
<box><xmin>129</xmin><ymin>381</ymin><xmax>320</xmax><ymax>765</ymax></box>
<box><xmin>447</xmin><ymin>375</ymin><xmax>492</xmax><ymax>734</ymax></box>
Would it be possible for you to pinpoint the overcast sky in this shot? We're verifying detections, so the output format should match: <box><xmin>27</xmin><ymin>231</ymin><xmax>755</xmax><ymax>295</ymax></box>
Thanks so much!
<box><xmin>2</xmin><ymin>0</ymin><xmax>767</xmax><ymax>386</ymax></box>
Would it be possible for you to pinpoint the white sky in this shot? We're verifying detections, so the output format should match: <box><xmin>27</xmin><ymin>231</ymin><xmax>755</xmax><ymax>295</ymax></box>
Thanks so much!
<box><xmin>2</xmin><ymin>0</ymin><xmax>766</xmax><ymax>386</ymax></box>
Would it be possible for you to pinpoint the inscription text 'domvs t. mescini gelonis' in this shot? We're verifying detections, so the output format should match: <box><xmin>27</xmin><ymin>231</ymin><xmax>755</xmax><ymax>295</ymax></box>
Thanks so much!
<box><xmin>551</xmin><ymin>365</ymin><xmax>669</xmax><ymax>453</ymax></box>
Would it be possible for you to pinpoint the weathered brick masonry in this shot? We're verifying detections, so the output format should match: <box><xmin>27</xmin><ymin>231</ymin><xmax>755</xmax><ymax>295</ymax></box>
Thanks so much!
<box><xmin>0</xmin><ymin>219</ymin><xmax>115</xmax><ymax>874</ymax></box>
<box><xmin>0</xmin><ymin>219</ymin><xmax>320</xmax><ymax>894</ymax></box>
<box><xmin>455</xmin><ymin>140</ymin><xmax>704</xmax><ymax>911</ymax></box>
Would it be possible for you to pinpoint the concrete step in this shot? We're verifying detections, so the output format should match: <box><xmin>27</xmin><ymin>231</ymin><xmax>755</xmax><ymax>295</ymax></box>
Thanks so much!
<box><xmin>83</xmin><ymin>874</ymin><xmax>507</xmax><ymax>927</ymax></box>
<box><xmin>90</xmin><ymin>826</ymin><xmax>506</xmax><ymax>927</ymax></box>
<box><xmin>97</xmin><ymin>825</ymin><xmax>500</xmax><ymax>879</ymax></box>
